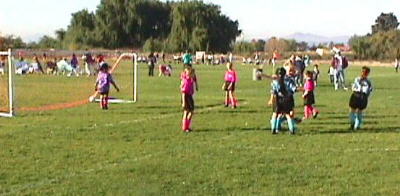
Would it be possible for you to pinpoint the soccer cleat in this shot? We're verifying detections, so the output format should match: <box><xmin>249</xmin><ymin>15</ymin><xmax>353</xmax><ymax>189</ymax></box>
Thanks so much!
<box><xmin>294</xmin><ymin>117</ymin><xmax>302</xmax><ymax>124</ymax></box>
<box><xmin>313</xmin><ymin>112</ymin><xmax>319</xmax><ymax>119</ymax></box>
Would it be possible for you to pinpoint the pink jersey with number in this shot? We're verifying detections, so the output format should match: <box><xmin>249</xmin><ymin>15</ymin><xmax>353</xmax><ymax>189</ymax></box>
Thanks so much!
<box><xmin>181</xmin><ymin>72</ymin><xmax>195</xmax><ymax>95</ymax></box>
<box><xmin>224</xmin><ymin>70</ymin><xmax>237</xmax><ymax>83</ymax></box>
<box><xmin>304</xmin><ymin>79</ymin><xmax>315</xmax><ymax>91</ymax></box>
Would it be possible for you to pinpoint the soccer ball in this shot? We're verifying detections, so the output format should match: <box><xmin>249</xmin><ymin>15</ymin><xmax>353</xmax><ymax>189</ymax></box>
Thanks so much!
<box><xmin>89</xmin><ymin>96</ymin><xmax>95</xmax><ymax>102</ymax></box>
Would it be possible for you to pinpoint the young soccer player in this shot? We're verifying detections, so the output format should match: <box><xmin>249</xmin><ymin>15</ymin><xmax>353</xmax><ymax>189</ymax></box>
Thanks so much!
<box><xmin>302</xmin><ymin>71</ymin><xmax>319</xmax><ymax>120</ymax></box>
<box><xmin>313</xmin><ymin>64</ymin><xmax>320</xmax><ymax>86</ymax></box>
<box><xmin>328</xmin><ymin>66</ymin><xmax>335</xmax><ymax>84</ymax></box>
<box><xmin>95</xmin><ymin>63</ymin><xmax>120</xmax><ymax>110</ymax></box>
<box><xmin>70</xmin><ymin>53</ymin><xmax>80</xmax><ymax>77</ymax></box>
<box><xmin>180</xmin><ymin>66</ymin><xmax>197</xmax><ymax>132</ymax></box>
<box><xmin>269</xmin><ymin>67</ymin><xmax>298</xmax><ymax>134</ymax></box>
<box><xmin>222</xmin><ymin>62</ymin><xmax>238</xmax><ymax>108</ymax></box>
<box><xmin>267</xmin><ymin>74</ymin><xmax>279</xmax><ymax>131</ymax></box>
<box><xmin>349</xmin><ymin>66</ymin><xmax>373</xmax><ymax>130</ymax></box>
<box><xmin>158</xmin><ymin>64</ymin><xmax>173</xmax><ymax>77</ymax></box>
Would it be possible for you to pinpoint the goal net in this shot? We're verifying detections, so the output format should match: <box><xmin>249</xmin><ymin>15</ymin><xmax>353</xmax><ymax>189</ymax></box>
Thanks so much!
<box><xmin>91</xmin><ymin>53</ymin><xmax>138</xmax><ymax>104</ymax></box>
<box><xmin>0</xmin><ymin>49</ymin><xmax>14</xmax><ymax>117</ymax></box>
<box><xmin>0</xmin><ymin>50</ymin><xmax>137</xmax><ymax>117</ymax></box>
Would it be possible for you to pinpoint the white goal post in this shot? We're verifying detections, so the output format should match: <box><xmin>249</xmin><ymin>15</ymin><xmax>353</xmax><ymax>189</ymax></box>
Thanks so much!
<box><xmin>0</xmin><ymin>49</ymin><xmax>14</xmax><ymax>117</ymax></box>
<box><xmin>121</xmin><ymin>53</ymin><xmax>138</xmax><ymax>103</ymax></box>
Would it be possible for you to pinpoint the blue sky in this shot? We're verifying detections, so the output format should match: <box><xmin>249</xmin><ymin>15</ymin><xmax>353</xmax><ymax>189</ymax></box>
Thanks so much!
<box><xmin>0</xmin><ymin>0</ymin><xmax>399</xmax><ymax>42</ymax></box>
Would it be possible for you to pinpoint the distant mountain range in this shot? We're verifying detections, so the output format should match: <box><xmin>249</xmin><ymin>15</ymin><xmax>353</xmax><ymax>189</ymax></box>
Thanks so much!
<box><xmin>283</xmin><ymin>33</ymin><xmax>350</xmax><ymax>45</ymax></box>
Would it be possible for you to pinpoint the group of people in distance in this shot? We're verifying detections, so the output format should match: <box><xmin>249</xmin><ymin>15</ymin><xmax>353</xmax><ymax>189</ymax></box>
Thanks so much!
<box><xmin>12</xmin><ymin>50</ymin><xmax>106</xmax><ymax>77</ymax></box>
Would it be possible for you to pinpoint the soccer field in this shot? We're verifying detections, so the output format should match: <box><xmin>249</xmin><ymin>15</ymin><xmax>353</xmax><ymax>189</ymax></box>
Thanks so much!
<box><xmin>0</xmin><ymin>62</ymin><xmax>399</xmax><ymax>195</ymax></box>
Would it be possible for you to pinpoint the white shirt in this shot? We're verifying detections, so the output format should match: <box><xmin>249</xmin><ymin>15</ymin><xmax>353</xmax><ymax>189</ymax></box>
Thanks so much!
<box><xmin>57</xmin><ymin>60</ymin><xmax>69</xmax><ymax>68</ymax></box>
<box><xmin>334</xmin><ymin>54</ymin><xmax>343</xmax><ymax>71</ymax></box>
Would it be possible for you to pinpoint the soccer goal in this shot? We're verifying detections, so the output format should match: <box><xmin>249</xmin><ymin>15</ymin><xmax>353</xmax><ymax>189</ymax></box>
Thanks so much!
<box><xmin>91</xmin><ymin>53</ymin><xmax>139</xmax><ymax>104</ymax></box>
<box><xmin>0</xmin><ymin>49</ymin><xmax>15</xmax><ymax>117</ymax></box>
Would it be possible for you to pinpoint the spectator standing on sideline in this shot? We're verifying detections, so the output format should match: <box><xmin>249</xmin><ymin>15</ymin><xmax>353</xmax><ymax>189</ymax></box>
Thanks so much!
<box><xmin>148</xmin><ymin>52</ymin><xmax>156</xmax><ymax>77</ymax></box>
<box><xmin>332</xmin><ymin>52</ymin><xmax>348</xmax><ymax>91</ymax></box>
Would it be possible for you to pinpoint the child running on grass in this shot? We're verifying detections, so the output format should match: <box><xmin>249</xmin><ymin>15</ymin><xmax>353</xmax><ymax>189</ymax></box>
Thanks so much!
<box><xmin>302</xmin><ymin>71</ymin><xmax>319</xmax><ymax>120</ymax></box>
<box><xmin>269</xmin><ymin>67</ymin><xmax>298</xmax><ymax>134</ymax></box>
<box><xmin>349</xmin><ymin>66</ymin><xmax>373</xmax><ymax>130</ymax></box>
<box><xmin>222</xmin><ymin>62</ymin><xmax>238</xmax><ymax>108</ymax></box>
<box><xmin>95</xmin><ymin>63</ymin><xmax>119</xmax><ymax>110</ymax></box>
<box><xmin>180</xmin><ymin>66</ymin><xmax>197</xmax><ymax>132</ymax></box>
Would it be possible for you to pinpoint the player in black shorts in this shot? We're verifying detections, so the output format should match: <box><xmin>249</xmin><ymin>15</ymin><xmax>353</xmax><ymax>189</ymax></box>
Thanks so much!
<box><xmin>349</xmin><ymin>66</ymin><xmax>373</xmax><ymax>130</ymax></box>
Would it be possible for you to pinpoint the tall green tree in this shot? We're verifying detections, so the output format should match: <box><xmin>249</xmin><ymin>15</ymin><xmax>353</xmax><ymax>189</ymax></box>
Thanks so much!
<box><xmin>64</xmin><ymin>9</ymin><xmax>96</xmax><ymax>49</ymax></box>
<box><xmin>371</xmin><ymin>13</ymin><xmax>399</xmax><ymax>34</ymax></box>
<box><xmin>0</xmin><ymin>35</ymin><xmax>26</xmax><ymax>49</ymax></box>
<box><xmin>37</xmin><ymin>36</ymin><xmax>60</xmax><ymax>49</ymax></box>
<box><xmin>56</xmin><ymin>0</ymin><xmax>240</xmax><ymax>51</ymax></box>
<box><xmin>55</xmin><ymin>28</ymin><xmax>66</xmax><ymax>42</ymax></box>
<box><xmin>94</xmin><ymin>0</ymin><xmax>171</xmax><ymax>48</ymax></box>
<box><xmin>168</xmin><ymin>0</ymin><xmax>240</xmax><ymax>53</ymax></box>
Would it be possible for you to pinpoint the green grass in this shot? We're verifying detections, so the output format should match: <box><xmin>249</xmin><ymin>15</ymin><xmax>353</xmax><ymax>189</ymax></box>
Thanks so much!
<box><xmin>0</xmin><ymin>61</ymin><xmax>400</xmax><ymax>195</ymax></box>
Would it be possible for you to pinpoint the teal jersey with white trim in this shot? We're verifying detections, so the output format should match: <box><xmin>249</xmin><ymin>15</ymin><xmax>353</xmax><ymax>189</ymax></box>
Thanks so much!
<box><xmin>352</xmin><ymin>77</ymin><xmax>373</xmax><ymax>96</ymax></box>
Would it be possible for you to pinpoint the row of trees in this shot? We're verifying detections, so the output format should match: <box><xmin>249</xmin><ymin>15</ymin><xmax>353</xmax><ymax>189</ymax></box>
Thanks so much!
<box><xmin>234</xmin><ymin>37</ymin><xmax>314</xmax><ymax>55</ymax></box>
<box><xmin>32</xmin><ymin>0</ymin><xmax>240</xmax><ymax>53</ymax></box>
<box><xmin>0</xmin><ymin>35</ymin><xmax>26</xmax><ymax>50</ymax></box>
<box><xmin>350</xmin><ymin>13</ymin><xmax>400</xmax><ymax>60</ymax></box>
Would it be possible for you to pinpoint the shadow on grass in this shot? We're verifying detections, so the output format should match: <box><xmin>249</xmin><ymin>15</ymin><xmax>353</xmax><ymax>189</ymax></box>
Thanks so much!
<box><xmin>211</xmin><ymin>110</ymin><xmax>261</xmax><ymax>114</ymax></box>
<box><xmin>136</xmin><ymin>101</ymin><xmax>243</xmax><ymax>110</ymax></box>
<box><xmin>366</xmin><ymin>114</ymin><xmax>400</xmax><ymax>118</ymax></box>
<box><xmin>136</xmin><ymin>105</ymin><xmax>177</xmax><ymax>109</ymax></box>
<box><xmin>306</xmin><ymin>120</ymin><xmax>380</xmax><ymax>125</ymax></box>
<box><xmin>197</xmin><ymin>103</ymin><xmax>225</xmax><ymax>110</ymax></box>
<box><xmin>196</xmin><ymin>126</ymin><xmax>267</xmax><ymax>133</ymax></box>
<box><xmin>307</xmin><ymin>121</ymin><xmax>349</xmax><ymax>125</ymax></box>
<box><xmin>322</xmin><ymin>115</ymin><xmax>349</xmax><ymax>120</ymax></box>
<box><xmin>307</xmin><ymin>126</ymin><xmax>400</xmax><ymax>135</ymax></box>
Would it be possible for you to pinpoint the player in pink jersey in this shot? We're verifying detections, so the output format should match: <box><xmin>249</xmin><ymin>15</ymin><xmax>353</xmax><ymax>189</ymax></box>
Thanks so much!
<box><xmin>95</xmin><ymin>63</ymin><xmax>119</xmax><ymax>110</ymax></box>
<box><xmin>180</xmin><ymin>66</ymin><xmax>198</xmax><ymax>132</ymax></box>
<box><xmin>302</xmin><ymin>71</ymin><xmax>319</xmax><ymax>120</ymax></box>
<box><xmin>222</xmin><ymin>62</ymin><xmax>238</xmax><ymax>108</ymax></box>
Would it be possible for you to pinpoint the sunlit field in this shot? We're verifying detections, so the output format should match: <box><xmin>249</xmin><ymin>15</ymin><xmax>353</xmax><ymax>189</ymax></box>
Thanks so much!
<box><xmin>0</xmin><ymin>61</ymin><xmax>399</xmax><ymax>195</ymax></box>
